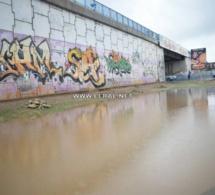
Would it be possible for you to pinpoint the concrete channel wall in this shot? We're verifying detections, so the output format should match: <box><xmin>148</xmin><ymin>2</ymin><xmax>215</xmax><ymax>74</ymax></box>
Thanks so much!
<box><xmin>0</xmin><ymin>0</ymin><xmax>165</xmax><ymax>101</ymax></box>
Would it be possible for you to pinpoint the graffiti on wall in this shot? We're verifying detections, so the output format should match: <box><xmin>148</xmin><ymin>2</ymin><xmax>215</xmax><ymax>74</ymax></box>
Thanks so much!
<box><xmin>0</xmin><ymin>33</ymin><xmax>160</xmax><ymax>100</ymax></box>
<box><xmin>142</xmin><ymin>55</ymin><xmax>157</xmax><ymax>82</ymax></box>
<box><xmin>104</xmin><ymin>50</ymin><xmax>132</xmax><ymax>76</ymax></box>
<box><xmin>130</xmin><ymin>51</ymin><xmax>157</xmax><ymax>81</ymax></box>
<box><xmin>65</xmin><ymin>47</ymin><xmax>105</xmax><ymax>87</ymax></box>
<box><xmin>157</xmin><ymin>49</ymin><xmax>165</xmax><ymax>82</ymax></box>
<box><xmin>0</xmin><ymin>37</ymin><xmax>63</xmax><ymax>83</ymax></box>
<box><xmin>131</xmin><ymin>51</ymin><xmax>142</xmax><ymax>64</ymax></box>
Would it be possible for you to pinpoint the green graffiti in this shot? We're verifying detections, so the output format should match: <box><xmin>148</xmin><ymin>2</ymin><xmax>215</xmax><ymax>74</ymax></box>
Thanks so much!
<box><xmin>105</xmin><ymin>56</ymin><xmax>132</xmax><ymax>76</ymax></box>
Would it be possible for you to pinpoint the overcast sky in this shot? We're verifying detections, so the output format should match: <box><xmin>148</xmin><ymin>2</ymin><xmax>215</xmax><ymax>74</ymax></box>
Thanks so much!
<box><xmin>98</xmin><ymin>0</ymin><xmax>215</xmax><ymax>62</ymax></box>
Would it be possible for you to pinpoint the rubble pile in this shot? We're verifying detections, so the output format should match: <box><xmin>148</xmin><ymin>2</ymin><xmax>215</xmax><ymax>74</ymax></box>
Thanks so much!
<box><xmin>26</xmin><ymin>98</ymin><xmax>51</xmax><ymax>109</ymax></box>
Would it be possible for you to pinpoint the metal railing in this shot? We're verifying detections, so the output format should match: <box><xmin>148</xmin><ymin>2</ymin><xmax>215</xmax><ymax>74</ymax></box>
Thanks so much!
<box><xmin>72</xmin><ymin>0</ymin><xmax>160</xmax><ymax>41</ymax></box>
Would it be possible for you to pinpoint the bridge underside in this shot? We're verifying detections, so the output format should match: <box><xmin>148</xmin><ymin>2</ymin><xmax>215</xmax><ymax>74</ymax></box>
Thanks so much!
<box><xmin>164</xmin><ymin>49</ymin><xmax>187</xmax><ymax>77</ymax></box>
<box><xmin>164</xmin><ymin>49</ymin><xmax>185</xmax><ymax>62</ymax></box>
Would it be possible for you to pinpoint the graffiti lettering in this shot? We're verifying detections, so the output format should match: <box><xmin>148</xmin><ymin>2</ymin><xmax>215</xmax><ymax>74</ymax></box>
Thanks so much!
<box><xmin>65</xmin><ymin>47</ymin><xmax>105</xmax><ymax>87</ymax></box>
<box><xmin>0</xmin><ymin>37</ymin><xmax>63</xmax><ymax>83</ymax></box>
<box><xmin>105</xmin><ymin>50</ymin><xmax>131</xmax><ymax>76</ymax></box>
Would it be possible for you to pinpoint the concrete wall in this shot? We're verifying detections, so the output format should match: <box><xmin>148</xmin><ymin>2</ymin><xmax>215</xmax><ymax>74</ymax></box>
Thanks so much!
<box><xmin>0</xmin><ymin>0</ymin><xmax>163</xmax><ymax>101</ymax></box>
<box><xmin>157</xmin><ymin>47</ymin><xmax>165</xmax><ymax>82</ymax></box>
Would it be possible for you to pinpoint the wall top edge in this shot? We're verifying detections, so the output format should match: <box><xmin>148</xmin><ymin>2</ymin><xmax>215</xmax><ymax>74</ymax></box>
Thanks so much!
<box><xmin>41</xmin><ymin>0</ymin><xmax>158</xmax><ymax>45</ymax></box>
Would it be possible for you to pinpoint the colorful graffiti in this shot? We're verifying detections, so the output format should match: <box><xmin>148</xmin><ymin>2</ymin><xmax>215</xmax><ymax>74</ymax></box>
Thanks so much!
<box><xmin>105</xmin><ymin>50</ymin><xmax>132</xmax><ymax>76</ymax></box>
<box><xmin>0</xmin><ymin>37</ymin><xmax>63</xmax><ymax>83</ymax></box>
<box><xmin>0</xmin><ymin>33</ymin><xmax>160</xmax><ymax>101</ymax></box>
<box><xmin>65</xmin><ymin>47</ymin><xmax>105</xmax><ymax>87</ymax></box>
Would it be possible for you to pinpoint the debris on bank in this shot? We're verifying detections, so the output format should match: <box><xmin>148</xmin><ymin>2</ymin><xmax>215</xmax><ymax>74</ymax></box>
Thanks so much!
<box><xmin>26</xmin><ymin>98</ymin><xmax>51</xmax><ymax>109</ymax></box>
<box><xmin>132</xmin><ymin>89</ymin><xmax>143</xmax><ymax>94</ymax></box>
<box><xmin>159</xmin><ymin>85</ymin><xmax>166</xmax><ymax>88</ymax></box>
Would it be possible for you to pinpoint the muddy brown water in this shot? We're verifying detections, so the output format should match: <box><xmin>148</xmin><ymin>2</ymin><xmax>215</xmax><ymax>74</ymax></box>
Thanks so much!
<box><xmin>0</xmin><ymin>88</ymin><xmax>215</xmax><ymax>195</ymax></box>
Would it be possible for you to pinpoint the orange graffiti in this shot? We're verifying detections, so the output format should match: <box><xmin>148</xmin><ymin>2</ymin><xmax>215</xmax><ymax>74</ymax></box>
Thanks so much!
<box><xmin>65</xmin><ymin>47</ymin><xmax>105</xmax><ymax>87</ymax></box>
<box><xmin>108</xmin><ymin>50</ymin><xmax>122</xmax><ymax>63</ymax></box>
<box><xmin>0</xmin><ymin>37</ymin><xmax>63</xmax><ymax>82</ymax></box>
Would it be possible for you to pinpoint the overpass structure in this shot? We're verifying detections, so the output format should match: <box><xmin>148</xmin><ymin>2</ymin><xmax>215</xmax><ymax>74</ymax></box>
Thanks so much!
<box><xmin>0</xmin><ymin>0</ymin><xmax>190</xmax><ymax>101</ymax></box>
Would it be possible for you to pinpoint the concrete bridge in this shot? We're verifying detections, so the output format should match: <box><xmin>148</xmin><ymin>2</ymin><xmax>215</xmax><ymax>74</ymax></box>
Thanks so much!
<box><xmin>0</xmin><ymin>0</ymin><xmax>190</xmax><ymax>101</ymax></box>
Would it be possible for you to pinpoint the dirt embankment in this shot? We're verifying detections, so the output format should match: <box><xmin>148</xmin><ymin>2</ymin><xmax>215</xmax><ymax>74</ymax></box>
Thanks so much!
<box><xmin>0</xmin><ymin>79</ymin><xmax>215</xmax><ymax>123</ymax></box>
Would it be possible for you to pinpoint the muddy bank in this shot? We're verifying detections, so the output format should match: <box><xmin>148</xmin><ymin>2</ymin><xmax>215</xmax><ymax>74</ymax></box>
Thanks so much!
<box><xmin>0</xmin><ymin>79</ymin><xmax>215</xmax><ymax>123</ymax></box>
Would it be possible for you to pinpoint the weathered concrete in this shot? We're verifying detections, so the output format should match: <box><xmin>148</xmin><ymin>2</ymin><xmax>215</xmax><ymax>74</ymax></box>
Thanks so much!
<box><xmin>41</xmin><ymin>0</ymin><xmax>158</xmax><ymax>45</ymax></box>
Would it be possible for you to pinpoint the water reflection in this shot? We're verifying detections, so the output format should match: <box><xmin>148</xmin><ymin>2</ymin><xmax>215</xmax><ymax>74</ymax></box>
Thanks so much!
<box><xmin>0</xmin><ymin>87</ymin><xmax>215</xmax><ymax>195</ymax></box>
<box><xmin>166</xmin><ymin>89</ymin><xmax>189</xmax><ymax>110</ymax></box>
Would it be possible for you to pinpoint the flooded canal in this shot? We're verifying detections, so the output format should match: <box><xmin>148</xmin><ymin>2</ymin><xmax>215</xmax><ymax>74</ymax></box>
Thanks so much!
<box><xmin>0</xmin><ymin>87</ymin><xmax>215</xmax><ymax>195</ymax></box>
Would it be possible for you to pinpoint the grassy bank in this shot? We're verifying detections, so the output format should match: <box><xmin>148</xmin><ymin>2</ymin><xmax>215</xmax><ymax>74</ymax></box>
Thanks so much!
<box><xmin>0</xmin><ymin>79</ymin><xmax>215</xmax><ymax>123</ymax></box>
